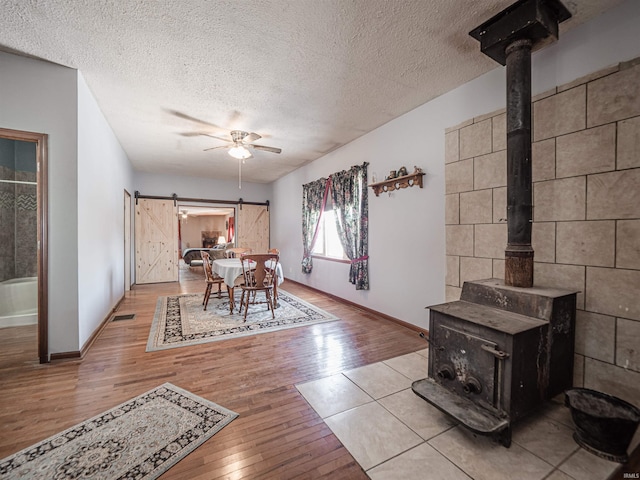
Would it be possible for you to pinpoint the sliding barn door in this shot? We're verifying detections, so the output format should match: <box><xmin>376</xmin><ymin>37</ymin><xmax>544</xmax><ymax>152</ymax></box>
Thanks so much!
<box><xmin>237</xmin><ymin>204</ymin><xmax>269</xmax><ymax>253</ymax></box>
<box><xmin>135</xmin><ymin>198</ymin><xmax>178</xmax><ymax>284</ymax></box>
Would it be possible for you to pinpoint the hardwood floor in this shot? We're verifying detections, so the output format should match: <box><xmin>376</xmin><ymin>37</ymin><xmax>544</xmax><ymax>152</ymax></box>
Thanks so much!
<box><xmin>0</xmin><ymin>265</ymin><xmax>426</xmax><ymax>478</ymax></box>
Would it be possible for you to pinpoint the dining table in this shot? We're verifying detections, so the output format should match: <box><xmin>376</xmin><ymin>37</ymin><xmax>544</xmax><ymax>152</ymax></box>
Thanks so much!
<box><xmin>212</xmin><ymin>257</ymin><xmax>284</xmax><ymax>313</ymax></box>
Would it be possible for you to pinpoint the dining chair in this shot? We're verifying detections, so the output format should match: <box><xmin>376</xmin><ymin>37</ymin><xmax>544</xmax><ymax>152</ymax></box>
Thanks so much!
<box><xmin>225</xmin><ymin>247</ymin><xmax>252</xmax><ymax>258</ymax></box>
<box><xmin>238</xmin><ymin>253</ymin><xmax>279</xmax><ymax>321</ymax></box>
<box><xmin>200</xmin><ymin>251</ymin><xmax>224</xmax><ymax>310</ymax></box>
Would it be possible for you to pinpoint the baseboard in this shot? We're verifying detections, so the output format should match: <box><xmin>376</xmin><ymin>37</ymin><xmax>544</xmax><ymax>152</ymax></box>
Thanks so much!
<box><xmin>284</xmin><ymin>279</ymin><xmax>425</xmax><ymax>335</ymax></box>
<box><xmin>50</xmin><ymin>294</ymin><xmax>125</xmax><ymax>362</ymax></box>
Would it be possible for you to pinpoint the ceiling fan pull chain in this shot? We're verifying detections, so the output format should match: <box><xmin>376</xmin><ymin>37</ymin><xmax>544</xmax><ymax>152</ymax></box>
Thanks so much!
<box><xmin>238</xmin><ymin>158</ymin><xmax>242</xmax><ymax>189</ymax></box>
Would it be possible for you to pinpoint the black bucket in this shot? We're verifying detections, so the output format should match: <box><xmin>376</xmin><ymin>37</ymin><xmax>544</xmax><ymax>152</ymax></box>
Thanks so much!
<box><xmin>565</xmin><ymin>388</ymin><xmax>640</xmax><ymax>463</ymax></box>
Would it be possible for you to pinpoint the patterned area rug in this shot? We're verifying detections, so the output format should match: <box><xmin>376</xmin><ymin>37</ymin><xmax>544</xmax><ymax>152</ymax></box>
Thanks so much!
<box><xmin>146</xmin><ymin>289</ymin><xmax>339</xmax><ymax>351</ymax></box>
<box><xmin>0</xmin><ymin>383</ymin><xmax>237</xmax><ymax>480</ymax></box>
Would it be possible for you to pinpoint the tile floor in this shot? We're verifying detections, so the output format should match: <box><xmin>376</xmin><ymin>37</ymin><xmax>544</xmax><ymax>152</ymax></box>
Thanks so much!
<box><xmin>295</xmin><ymin>349</ymin><xmax>628</xmax><ymax>480</ymax></box>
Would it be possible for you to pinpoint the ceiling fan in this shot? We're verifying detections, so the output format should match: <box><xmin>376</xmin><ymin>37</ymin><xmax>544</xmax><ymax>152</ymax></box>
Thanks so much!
<box><xmin>200</xmin><ymin>130</ymin><xmax>282</xmax><ymax>160</ymax></box>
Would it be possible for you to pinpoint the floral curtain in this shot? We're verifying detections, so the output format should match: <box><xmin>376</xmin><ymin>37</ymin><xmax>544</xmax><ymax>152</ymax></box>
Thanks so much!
<box><xmin>301</xmin><ymin>177</ymin><xmax>329</xmax><ymax>273</ymax></box>
<box><xmin>330</xmin><ymin>162</ymin><xmax>369</xmax><ymax>290</ymax></box>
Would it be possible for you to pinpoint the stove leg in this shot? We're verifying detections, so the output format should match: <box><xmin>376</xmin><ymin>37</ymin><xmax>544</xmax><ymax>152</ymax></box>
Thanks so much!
<box><xmin>498</xmin><ymin>426</ymin><xmax>512</xmax><ymax>448</ymax></box>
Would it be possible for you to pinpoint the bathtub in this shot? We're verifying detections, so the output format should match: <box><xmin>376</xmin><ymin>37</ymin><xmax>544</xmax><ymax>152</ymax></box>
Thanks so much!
<box><xmin>0</xmin><ymin>277</ymin><xmax>38</xmax><ymax>328</ymax></box>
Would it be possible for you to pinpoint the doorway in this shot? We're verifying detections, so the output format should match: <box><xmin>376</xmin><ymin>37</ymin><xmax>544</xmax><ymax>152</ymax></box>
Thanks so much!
<box><xmin>0</xmin><ymin>128</ymin><xmax>49</xmax><ymax>363</ymax></box>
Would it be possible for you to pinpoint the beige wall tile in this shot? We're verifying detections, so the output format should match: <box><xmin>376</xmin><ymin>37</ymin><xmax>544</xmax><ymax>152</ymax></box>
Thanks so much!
<box><xmin>587</xmin><ymin>169</ymin><xmax>640</xmax><ymax>219</ymax></box>
<box><xmin>532</xmin><ymin>138</ymin><xmax>555</xmax><ymax>182</ymax></box>
<box><xmin>617</xmin><ymin>318</ymin><xmax>640</xmax><ymax>372</ymax></box>
<box><xmin>557</xmin><ymin>64</ymin><xmax>619</xmax><ymax>93</ymax></box>
<box><xmin>575</xmin><ymin>310</ymin><xmax>615</xmax><ymax>363</ymax></box>
<box><xmin>492</xmin><ymin>113</ymin><xmax>506</xmax><ymax>152</ymax></box>
<box><xmin>616</xmin><ymin>220</ymin><xmax>640</xmax><ymax>269</ymax></box>
<box><xmin>587</xmin><ymin>63</ymin><xmax>640</xmax><ymax>128</ymax></box>
<box><xmin>445</xmin><ymin>285</ymin><xmax>462</xmax><ymax>302</ymax></box>
<box><xmin>617</xmin><ymin>116</ymin><xmax>640</xmax><ymax>170</ymax></box>
<box><xmin>493</xmin><ymin>259</ymin><xmax>505</xmax><ymax>280</ymax></box>
<box><xmin>445</xmin><ymin>159</ymin><xmax>473</xmax><ymax>194</ymax></box>
<box><xmin>534</xmin><ymin>177</ymin><xmax>586</xmax><ymax>222</ymax></box>
<box><xmin>460</xmin><ymin>257</ymin><xmax>492</xmax><ymax>284</ymax></box>
<box><xmin>586</xmin><ymin>267</ymin><xmax>640</xmax><ymax>321</ymax></box>
<box><xmin>445</xmin><ymin>194</ymin><xmax>459</xmax><ymax>225</ymax></box>
<box><xmin>556</xmin><ymin>221</ymin><xmax>615</xmax><ymax>267</ymax></box>
<box><xmin>573</xmin><ymin>354</ymin><xmax>584</xmax><ymax>388</ymax></box>
<box><xmin>445</xmin><ymin>118</ymin><xmax>472</xmax><ymax>134</ymax></box>
<box><xmin>532</xmin><ymin>222</ymin><xmax>555</xmax><ymax>264</ymax></box>
<box><xmin>532</xmin><ymin>87</ymin><xmax>557</xmax><ymax>103</ymax></box>
<box><xmin>556</xmin><ymin>124</ymin><xmax>616</xmax><ymax>178</ymax></box>
<box><xmin>533</xmin><ymin>85</ymin><xmax>586</xmax><ymax>141</ymax></box>
<box><xmin>474</xmin><ymin>223</ymin><xmax>507</xmax><ymax>259</ymax></box>
<box><xmin>584</xmin><ymin>357</ymin><xmax>640</xmax><ymax>406</ymax></box>
<box><xmin>459</xmin><ymin>119</ymin><xmax>492</xmax><ymax>160</ymax></box>
<box><xmin>446</xmin><ymin>255</ymin><xmax>459</xmax><ymax>287</ymax></box>
<box><xmin>446</xmin><ymin>225</ymin><xmax>474</xmax><ymax>256</ymax></box>
<box><xmin>474</xmin><ymin>150</ymin><xmax>506</xmax><ymax>190</ymax></box>
<box><xmin>445</xmin><ymin>130</ymin><xmax>459</xmax><ymax>164</ymax></box>
<box><xmin>474</xmin><ymin>108</ymin><xmax>505</xmax><ymax>124</ymax></box>
<box><xmin>534</xmin><ymin>263</ymin><xmax>585</xmax><ymax>309</ymax></box>
<box><xmin>460</xmin><ymin>189</ymin><xmax>492</xmax><ymax>225</ymax></box>
<box><xmin>492</xmin><ymin>186</ymin><xmax>507</xmax><ymax>224</ymax></box>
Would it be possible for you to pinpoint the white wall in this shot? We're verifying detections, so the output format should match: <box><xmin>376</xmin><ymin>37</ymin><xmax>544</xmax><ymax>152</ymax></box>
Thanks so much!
<box><xmin>0</xmin><ymin>52</ymin><xmax>80</xmax><ymax>354</ymax></box>
<box><xmin>271</xmin><ymin>0</ymin><xmax>640</xmax><ymax>330</ymax></box>
<box><xmin>77</xmin><ymin>72</ymin><xmax>134</xmax><ymax>347</ymax></box>
<box><xmin>135</xmin><ymin>172</ymin><xmax>272</xmax><ymax>204</ymax></box>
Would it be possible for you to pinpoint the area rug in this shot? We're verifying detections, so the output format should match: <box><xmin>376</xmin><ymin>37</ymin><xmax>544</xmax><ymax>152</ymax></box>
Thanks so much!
<box><xmin>146</xmin><ymin>289</ymin><xmax>339</xmax><ymax>352</ymax></box>
<box><xmin>0</xmin><ymin>383</ymin><xmax>237</xmax><ymax>480</ymax></box>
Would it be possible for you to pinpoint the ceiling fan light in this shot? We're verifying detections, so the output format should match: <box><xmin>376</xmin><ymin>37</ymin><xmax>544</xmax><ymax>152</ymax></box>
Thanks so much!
<box><xmin>228</xmin><ymin>145</ymin><xmax>251</xmax><ymax>159</ymax></box>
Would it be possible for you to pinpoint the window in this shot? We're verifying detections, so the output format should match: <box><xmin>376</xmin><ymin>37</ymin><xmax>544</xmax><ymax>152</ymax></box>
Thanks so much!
<box><xmin>312</xmin><ymin>204</ymin><xmax>347</xmax><ymax>260</ymax></box>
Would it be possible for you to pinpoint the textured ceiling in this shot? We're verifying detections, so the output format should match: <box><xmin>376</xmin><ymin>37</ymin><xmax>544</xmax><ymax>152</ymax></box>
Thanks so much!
<box><xmin>0</xmin><ymin>0</ymin><xmax>624</xmax><ymax>183</ymax></box>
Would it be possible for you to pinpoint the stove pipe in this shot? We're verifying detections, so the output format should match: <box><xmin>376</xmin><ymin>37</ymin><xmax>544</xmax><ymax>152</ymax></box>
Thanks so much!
<box><xmin>470</xmin><ymin>0</ymin><xmax>571</xmax><ymax>287</ymax></box>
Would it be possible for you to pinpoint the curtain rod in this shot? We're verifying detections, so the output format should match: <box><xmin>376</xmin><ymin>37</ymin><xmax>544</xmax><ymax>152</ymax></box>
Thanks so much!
<box><xmin>134</xmin><ymin>191</ymin><xmax>269</xmax><ymax>209</ymax></box>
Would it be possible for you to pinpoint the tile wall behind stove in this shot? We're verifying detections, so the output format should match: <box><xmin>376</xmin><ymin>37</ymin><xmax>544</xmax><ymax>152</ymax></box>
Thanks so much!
<box><xmin>444</xmin><ymin>57</ymin><xmax>640</xmax><ymax>406</ymax></box>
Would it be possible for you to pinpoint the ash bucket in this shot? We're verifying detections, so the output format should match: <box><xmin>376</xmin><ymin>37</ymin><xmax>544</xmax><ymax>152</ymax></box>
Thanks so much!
<box><xmin>565</xmin><ymin>388</ymin><xmax>640</xmax><ymax>463</ymax></box>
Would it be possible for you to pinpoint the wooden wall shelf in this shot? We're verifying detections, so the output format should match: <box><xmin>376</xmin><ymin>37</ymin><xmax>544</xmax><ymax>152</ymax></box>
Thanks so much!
<box><xmin>369</xmin><ymin>172</ymin><xmax>425</xmax><ymax>197</ymax></box>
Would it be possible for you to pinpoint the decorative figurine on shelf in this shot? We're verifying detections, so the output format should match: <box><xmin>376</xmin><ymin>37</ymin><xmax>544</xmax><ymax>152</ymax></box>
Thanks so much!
<box><xmin>387</xmin><ymin>170</ymin><xmax>397</xmax><ymax>179</ymax></box>
<box><xmin>413</xmin><ymin>165</ymin><xmax>424</xmax><ymax>174</ymax></box>
<box><xmin>397</xmin><ymin>166</ymin><xmax>408</xmax><ymax>177</ymax></box>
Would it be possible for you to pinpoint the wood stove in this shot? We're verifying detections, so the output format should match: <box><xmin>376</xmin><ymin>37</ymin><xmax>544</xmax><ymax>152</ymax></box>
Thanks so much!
<box><xmin>413</xmin><ymin>279</ymin><xmax>577</xmax><ymax>446</ymax></box>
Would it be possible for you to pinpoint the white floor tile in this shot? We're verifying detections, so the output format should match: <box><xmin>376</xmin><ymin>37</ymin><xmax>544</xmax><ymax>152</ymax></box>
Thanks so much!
<box><xmin>429</xmin><ymin>426</ymin><xmax>554</xmax><ymax>480</ymax></box>
<box><xmin>344</xmin><ymin>362</ymin><xmax>412</xmax><ymax>399</ymax></box>
<box><xmin>324</xmin><ymin>401</ymin><xmax>423</xmax><ymax>471</ymax></box>
<box><xmin>383</xmin><ymin>351</ymin><xmax>429</xmax><ymax>381</ymax></box>
<box><xmin>368</xmin><ymin>442</ymin><xmax>472</xmax><ymax>480</ymax></box>
<box><xmin>513</xmin><ymin>414</ymin><xmax>578</xmax><ymax>466</ymax></box>
<box><xmin>378</xmin><ymin>388</ymin><xmax>456</xmax><ymax>440</ymax></box>
<box><xmin>558</xmin><ymin>447</ymin><xmax>619</xmax><ymax>480</ymax></box>
<box><xmin>295</xmin><ymin>373</ymin><xmax>372</xmax><ymax>418</ymax></box>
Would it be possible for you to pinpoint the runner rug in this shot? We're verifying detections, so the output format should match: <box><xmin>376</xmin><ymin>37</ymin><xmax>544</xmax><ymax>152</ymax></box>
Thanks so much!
<box><xmin>146</xmin><ymin>289</ymin><xmax>339</xmax><ymax>351</ymax></box>
<box><xmin>0</xmin><ymin>383</ymin><xmax>237</xmax><ymax>480</ymax></box>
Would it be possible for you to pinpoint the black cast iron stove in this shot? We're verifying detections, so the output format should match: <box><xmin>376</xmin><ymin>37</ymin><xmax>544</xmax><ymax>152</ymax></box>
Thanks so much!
<box><xmin>412</xmin><ymin>279</ymin><xmax>577</xmax><ymax>446</ymax></box>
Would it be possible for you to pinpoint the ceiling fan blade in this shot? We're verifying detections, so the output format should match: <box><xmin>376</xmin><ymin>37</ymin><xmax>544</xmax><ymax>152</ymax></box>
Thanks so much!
<box><xmin>249</xmin><ymin>144</ymin><xmax>282</xmax><ymax>154</ymax></box>
<box><xmin>202</xmin><ymin>133</ymin><xmax>231</xmax><ymax>142</ymax></box>
<box><xmin>167</xmin><ymin>109</ymin><xmax>226</xmax><ymax>130</ymax></box>
<box><xmin>203</xmin><ymin>145</ymin><xmax>229</xmax><ymax>152</ymax></box>
<box><xmin>244</xmin><ymin>132</ymin><xmax>261</xmax><ymax>142</ymax></box>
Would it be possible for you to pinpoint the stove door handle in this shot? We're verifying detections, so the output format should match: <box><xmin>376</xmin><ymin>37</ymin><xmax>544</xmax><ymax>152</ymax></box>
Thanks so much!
<box><xmin>481</xmin><ymin>344</ymin><xmax>510</xmax><ymax>359</ymax></box>
<box><xmin>419</xmin><ymin>332</ymin><xmax>444</xmax><ymax>351</ymax></box>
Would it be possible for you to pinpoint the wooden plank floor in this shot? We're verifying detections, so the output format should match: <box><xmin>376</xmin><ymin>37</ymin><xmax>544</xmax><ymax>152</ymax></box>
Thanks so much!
<box><xmin>0</xmin><ymin>266</ymin><xmax>426</xmax><ymax>478</ymax></box>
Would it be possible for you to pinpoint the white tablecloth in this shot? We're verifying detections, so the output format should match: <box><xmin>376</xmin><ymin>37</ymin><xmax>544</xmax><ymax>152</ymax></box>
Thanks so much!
<box><xmin>212</xmin><ymin>258</ymin><xmax>284</xmax><ymax>288</ymax></box>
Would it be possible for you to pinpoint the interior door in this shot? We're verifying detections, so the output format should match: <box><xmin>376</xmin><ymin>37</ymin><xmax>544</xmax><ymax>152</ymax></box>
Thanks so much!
<box><xmin>124</xmin><ymin>190</ymin><xmax>131</xmax><ymax>291</ymax></box>
<box><xmin>237</xmin><ymin>204</ymin><xmax>269</xmax><ymax>253</ymax></box>
<box><xmin>135</xmin><ymin>198</ymin><xmax>178</xmax><ymax>284</ymax></box>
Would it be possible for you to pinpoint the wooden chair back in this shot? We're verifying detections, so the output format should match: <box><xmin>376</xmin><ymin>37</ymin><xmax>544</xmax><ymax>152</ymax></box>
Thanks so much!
<box><xmin>225</xmin><ymin>247</ymin><xmax>252</xmax><ymax>258</ymax></box>
<box><xmin>240</xmin><ymin>253</ymin><xmax>279</xmax><ymax>288</ymax></box>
